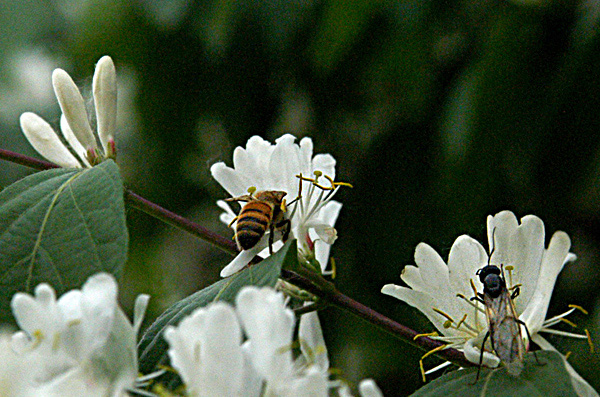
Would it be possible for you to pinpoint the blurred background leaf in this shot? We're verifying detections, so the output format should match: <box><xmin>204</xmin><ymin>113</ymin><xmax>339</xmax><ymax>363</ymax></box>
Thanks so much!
<box><xmin>0</xmin><ymin>0</ymin><xmax>599</xmax><ymax>394</ymax></box>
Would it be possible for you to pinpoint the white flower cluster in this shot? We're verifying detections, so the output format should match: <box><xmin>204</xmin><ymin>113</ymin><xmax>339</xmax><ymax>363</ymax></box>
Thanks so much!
<box><xmin>2</xmin><ymin>273</ymin><xmax>149</xmax><ymax>396</ymax></box>
<box><xmin>382</xmin><ymin>211</ymin><xmax>596</xmax><ymax>395</ymax></box>
<box><xmin>20</xmin><ymin>55</ymin><xmax>118</xmax><ymax>168</ymax></box>
<box><xmin>165</xmin><ymin>286</ymin><xmax>382</xmax><ymax>397</ymax></box>
<box><xmin>0</xmin><ymin>275</ymin><xmax>381</xmax><ymax>397</ymax></box>
<box><xmin>211</xmin><ymin>135</ymin><xmax>345</xmax><ymax>277</ymax></box>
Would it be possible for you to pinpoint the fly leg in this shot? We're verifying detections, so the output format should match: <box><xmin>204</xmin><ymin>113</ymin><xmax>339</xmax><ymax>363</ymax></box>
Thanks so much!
<box><xmin>473</xmin><ymin>330</ymin><xmax>491</xmax><ymax>384</ymax></box>
<box><xmin>516</xmin><ymin>318</ymin><xmax>544</xmax><ymax>366</ymax></box>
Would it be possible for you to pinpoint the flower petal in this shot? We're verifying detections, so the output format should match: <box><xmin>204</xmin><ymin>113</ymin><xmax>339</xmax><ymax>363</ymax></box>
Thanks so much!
<box><xmin>20</xmin><ymin>112</ymin><xmax>82</xmax><ymax>168</ymax></box>
<box><xmin>463</xmin><ymin>335</ymin><xmax>501</xmax><ymax>367</ymax></box>
<box><xmin>220</xmin><ymin>247</ymin><xmax>260</xmax><ymax>277</ymax></box>
<box><xmin>210</xmin><ymin>162</ymin><xmax>252</xmax><ymax>197</ymax></box>
<box><xmin>60</xmin><ymin>114</ymin><xmax>90</xmax><ymax>166</ymax></box>
<box><xmin>358</xmin><ymin>379</ymin><xmax>384</xmax><ymax>397</ymax></box>
<box><xmin>93</xmin><ymin>56</ymin><xmax>117</xmax><ymax>153</ymax></box>
<box><xmin>52</xmin><ymin>69</ymin><xmax>96</xmax><ymax>150</ymax></box>
<box><xmin>520</xmin><ymin>231</ymin><xmax>571</xmax><ymax>332</ymax></box>
<box><xmin>299</xmin><ymin>310</ymin><xmax>329</xmax><ymax>371</ymax></box>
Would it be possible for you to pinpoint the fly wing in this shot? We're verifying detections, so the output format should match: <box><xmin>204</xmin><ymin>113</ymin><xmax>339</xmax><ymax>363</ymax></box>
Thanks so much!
<box><xmin>484</xmin><ymin>290</ymin><xmax>525</xmax><ymax>374</ymax></box>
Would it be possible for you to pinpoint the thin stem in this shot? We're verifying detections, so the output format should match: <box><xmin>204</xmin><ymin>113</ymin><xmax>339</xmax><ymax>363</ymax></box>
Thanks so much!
<box><xmin>0</xmin><ymin>147</ymin><xmax>473</xmax><ymax>369</ymax></box>
<box><xmin>0</xmin><ymin>148</ymin><xmax>58</xmax><ymax>170</ymax></box>
<box><xmin>124</xmin><ymin>190</ymin><xmax>237</xmax><ymax>255</ymax></box>
<box><xmin>280</xmin><ymin>268</ymin><xmax>473</xmax><ymax>369</ymax></box>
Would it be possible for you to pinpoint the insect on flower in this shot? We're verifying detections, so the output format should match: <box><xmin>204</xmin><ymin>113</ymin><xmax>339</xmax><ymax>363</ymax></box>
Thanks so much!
<box><xmin>226</xmin><ymin>187</ymin><xmax>299</xmax><ymax>254</ymax></box>
<box><xmin>471</xmin><ymin>261</ymin><xmax>542</xmax><ymax>380</ymax></box>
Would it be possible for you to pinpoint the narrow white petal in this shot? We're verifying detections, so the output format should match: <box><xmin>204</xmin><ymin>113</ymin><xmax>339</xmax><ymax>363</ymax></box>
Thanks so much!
<box><xmin>358</xmin><ymin>379</ymin><xmax>384</xmax><ymax>397</ymax></box>
<box><xmin>520</xmin><ymin>231</ymin><xmax>571</xmax><ymax>332</ymax></box>
<box><xmin>20</xmin><ymin>112</ymin><xmax>82</xmax><ymax>168</ymax></box>
<box><xmin>210</xmin><ymin>162</ymin><xmax>252</xmax><ymax>197</ymax></box>
<box><xmin>463</xmin><ymin>336</ymin><xmax>501</xmax><ymax>367</ymax></box>
<box><xmin>60</xmin><ymin>114</ymin><xmax>90</xmax><ymax>166</ymax></box>
<box><xmin>236</xmin><ymin>287</ymin><xmax>295</xmax><ymax>383</ymax></box>
<box><xmin>447</xmin><ymin>235</ymin><xmax>488</xmax><ymax>300</ymax></box>
<box><xmin>133</xmin><ymin>294</ymin><xmax>150</xmax><ymax>335</ymax></box>
<box><xmin>299</xmin><ymin>310</ymin><xmax>329</xmax><ymax>371</ymax></box>
<box><xmin>532</xmin><ymin>334</ymin><xmax>598</xmax><ymax>397</ymax></box>
<box><xmin>52</xmin><ymin>68</ymin><xmax>96</xmax><ymax>150</ymax></box>
<box><xmin>93</xmin><ymin>55</ymin><xmax>117</xmax><ymax>152</ymax></box>
<box><xmin>311</xmin><ymin>153</ymin><xmax>336</xmax><ymax>179</ymax></box>
<box><xmin>220</xmin><ymin>248</ymin><xmax>259</xmax><ymax>277</ymax></box>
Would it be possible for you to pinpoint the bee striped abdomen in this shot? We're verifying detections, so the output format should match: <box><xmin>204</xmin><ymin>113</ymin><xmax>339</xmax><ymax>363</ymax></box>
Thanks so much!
<box><xmin>235</xmin><ymin>202</ymin><xmax>273</xmax><ymax>250</ymax></box>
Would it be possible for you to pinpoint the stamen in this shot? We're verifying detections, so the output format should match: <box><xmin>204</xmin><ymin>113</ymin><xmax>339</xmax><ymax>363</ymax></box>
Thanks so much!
<box><xmin>569</xmin><ymin>304</ymin><xmax>589</xmax><ymax>315</ymax></box>
<box><xmin>586</xmin><ymin>329</ymin><xmax>594</xmax><ymax>353</ymax></box>
<box><xmin>330</xmin><ymin>257</ymin><xmax>337</xmax><ymax>279</ymax></box>
<box><xmin>424</xmin><ymin>361</ymin><xmax>453</xmax><ymax>376</ymax></box>
<box><xmin>560</xmin><ymin>318</ymin><xmax>578</xmax><ymax>328</ymax></box>
<box><xmin>456</xmin><ymin>314</ymin><xmax>468</xmax><ymax>329</ymax></box>
<box><xmin>538</xmin><ymin>329</ymin><xmax>589</xmax><ymax>339</ymax></box>
<box><xmin>334</xmin><ymin>181</ymin><xmax>353</xmax><ymax>188</ymax></box>
<box><xmin>432</xmin><ymin>308</ymin><xmax>455</xmax><ymax>323</ymax></box>
<box><xmin>414</xmin><ymin>332</ymin><xmax>439</xmax><ymax>340</ymax></box>
<box><xmin>543</xmin><ymin>307</ymin><xmax>579</xmax><ymax>327</ymax></box>
<box><xmin>419</xmin><ymin>344</ymin><xmax>448</xmax><ymax>382</ymax></box>
<box><xmin>470</xmin><ymin>279</ymin><xmax>478</xmax><ymax>297</ymax></box>
<box><xmin>565</xmin><ymin>351</ymin><xmax>572</xmax><ymax>360</ymax></box>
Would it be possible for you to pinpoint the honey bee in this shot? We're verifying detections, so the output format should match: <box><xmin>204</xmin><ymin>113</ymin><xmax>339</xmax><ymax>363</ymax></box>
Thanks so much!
<box><xmin>226</xmin><ymin>189</ymin><xmax>292</xmax><ymax>254</ymax></box>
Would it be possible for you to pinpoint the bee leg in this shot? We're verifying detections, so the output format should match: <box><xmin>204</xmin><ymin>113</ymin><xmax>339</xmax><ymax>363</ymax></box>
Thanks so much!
<box><xmin>473</xmin><ymin>331</ymin><xmax>491</xmax><ymax>384</ymax></box>
<box><xmin>268</xmin><ymin>222</ymin><xmax>275</xmax><ymax>255</ymax></box>
<box><xmin>516</xmin><ymin>318</ymin><xmax>545</xmax><ymax>366</ymax></box>
<box><xmin>278</xmin><ymin>219</ymin><xmax>292</xmax><ymax>242</ymax></box>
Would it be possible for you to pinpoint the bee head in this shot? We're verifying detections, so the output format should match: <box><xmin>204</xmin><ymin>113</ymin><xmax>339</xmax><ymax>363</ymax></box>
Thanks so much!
<box><xmin>476</xmin><ymin>265</ymin><xmax>505</xmax><ymax>298</ymax></box>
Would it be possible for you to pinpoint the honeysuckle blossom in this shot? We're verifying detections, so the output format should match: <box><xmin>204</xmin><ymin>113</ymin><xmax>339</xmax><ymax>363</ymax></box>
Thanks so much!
<box><xmin>211</xmin><ymin>134</ymin><xmax>345</xmax><ymax>277</ymax></box>
<box><xmin>163</xmin><ymin>302</ymin><xmax>261</xmax><ymax>397</ymax></box>
<box><xmin>20</xmin><ymin>55</ymin><xmax>118</xmax><ymax>168</ymax></box>
<box><xmin>381</xmin><ymin>210</ymin><xmax>595</xmax><ymax>395</ymax></box>
<box><xmin>10</xmin><ymin>273</ymin><xmax>149</xmax><ymax>396</ymax></box>
<box><xmin>165</xmin><ymin>286</ymin><xmax>381</xmax><ymax>396</ymax></box>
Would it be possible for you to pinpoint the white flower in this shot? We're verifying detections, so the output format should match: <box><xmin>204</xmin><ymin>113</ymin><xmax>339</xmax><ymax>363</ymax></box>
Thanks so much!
<box><xmin>0</xmin><ymin>332</ymin><xmax>37</xmax><ymax>397</ymax></box>
<box><xmin>165</xmin><ymin>286</ymin><xmax>380</xmax><ymax>397</ymax></box>
<box><xmin>20</xmin><ymin>55</ymin><xmax>118</xmax><ymax>168</ymax></box>
<box><xmin>382</xmin><ymin>210</ymin><xmax>595</xmax><ymax>394</ymax></box>
<box><xmin>211</xmin><ymin>134</ymin><xmax>345</xmax><ymax>277</ymax></box>
<box><xmin>10</xmin><ymin>273</ymin><xmax>149</xmax><ymax>396</ymax></box>
<box><xmin>163</xmin><ymin>302</ymin><xmax>261</xmax><ymax>397</ymax></box>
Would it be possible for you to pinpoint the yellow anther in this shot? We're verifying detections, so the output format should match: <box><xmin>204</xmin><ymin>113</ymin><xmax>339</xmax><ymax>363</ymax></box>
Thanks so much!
<box><xmin>585</xmin><ymin>329</ymin><xmax>594</xmax><ymax>353</ymax></box>
<box><xmin>432</xmin><ymin>308</ymin><xmax>455</xmax><ymax>323</ymax></box>
<box><xmin>413</xmin><ymin>332</ymin><xmax>439</xmax><ymax>341</ymax></box>
<box><xmin>330</xmin><ymin>257</ymin><xmax>337</xmax><ymax>279</ymax></box>
<box><xmin>334</xmin><ymin>181</ymin><xmax>354</xmax><ymax>188</ymax></box>
<box><xmin>470</xmin><ymin>279</ymin><xmax>478</xmax><ymax>296</ymax></box>
<box><xmin>565</xmin><ymin>351</ymin><xmax>572</xmax><ymax>360</ymax></box>
<box><xmin>456</xmin><ymin>314</ymin><xmax>468</xmax><ymax>329</ymax></box>
<box><xmin>569</xmin><ymin>304</ymin><xmax>589</xmax><ymax>315</ymax></box>
<box><xmin>560</xmin><ymin>318</ymin><xmax>578</xmax><ymax>328</ymax></box>
<box><xmin>247</xmin><ymin>186</ymin><xmax>257</xmax><ymax>195</ymax></box>
<box><xmin>443</xmin><ymin>320</ymin><xmax>452</xmax><ymax>329</ymax></box>
<box><xmin>419</xmin><ymin>344</ymin><xmax>448</xmax><ymax>382</ymax></box>
<box><xmin>281</xmin><ymin>199</ymin><xmax>287</xmax><ymax>212</ymax></box>
<box><xmin>228</xmin><ymin>216</ymin><xmax>239</xmax><ymax>228</ymax></box>
<box><xmin>312</xmin><ymin>181</ymin><xmax>334</xmax><ymax>190</ymax></box>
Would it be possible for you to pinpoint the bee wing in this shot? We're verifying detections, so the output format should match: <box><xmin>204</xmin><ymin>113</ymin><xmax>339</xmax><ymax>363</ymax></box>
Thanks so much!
<box><xmin>484</xmin><ymin>290</ymin><xmax>525</xmax><ymax>369</ymax></box>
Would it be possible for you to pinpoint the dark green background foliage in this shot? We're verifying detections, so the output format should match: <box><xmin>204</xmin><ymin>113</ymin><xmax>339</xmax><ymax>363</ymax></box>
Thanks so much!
<box><xmin>0</xmin><ymin>0</ymin><xmax>599</xmax><ymax>394</ymax></box>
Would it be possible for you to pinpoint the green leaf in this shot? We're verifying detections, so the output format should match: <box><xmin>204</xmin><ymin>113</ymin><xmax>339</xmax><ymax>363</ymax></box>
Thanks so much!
<box><xmin>138</xmin><ymin>239</ymin><xmax>298</xmax><ymax>373</ymax></box>
<box><xmin>411</xmin><ymin>351</ymin><xmax>578</xmax><ymax>397</ymax></box>
<box><xmin>0</xmin><ymin>160</ymin><xmax>127</xmax><ymax>324</ymax></box>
